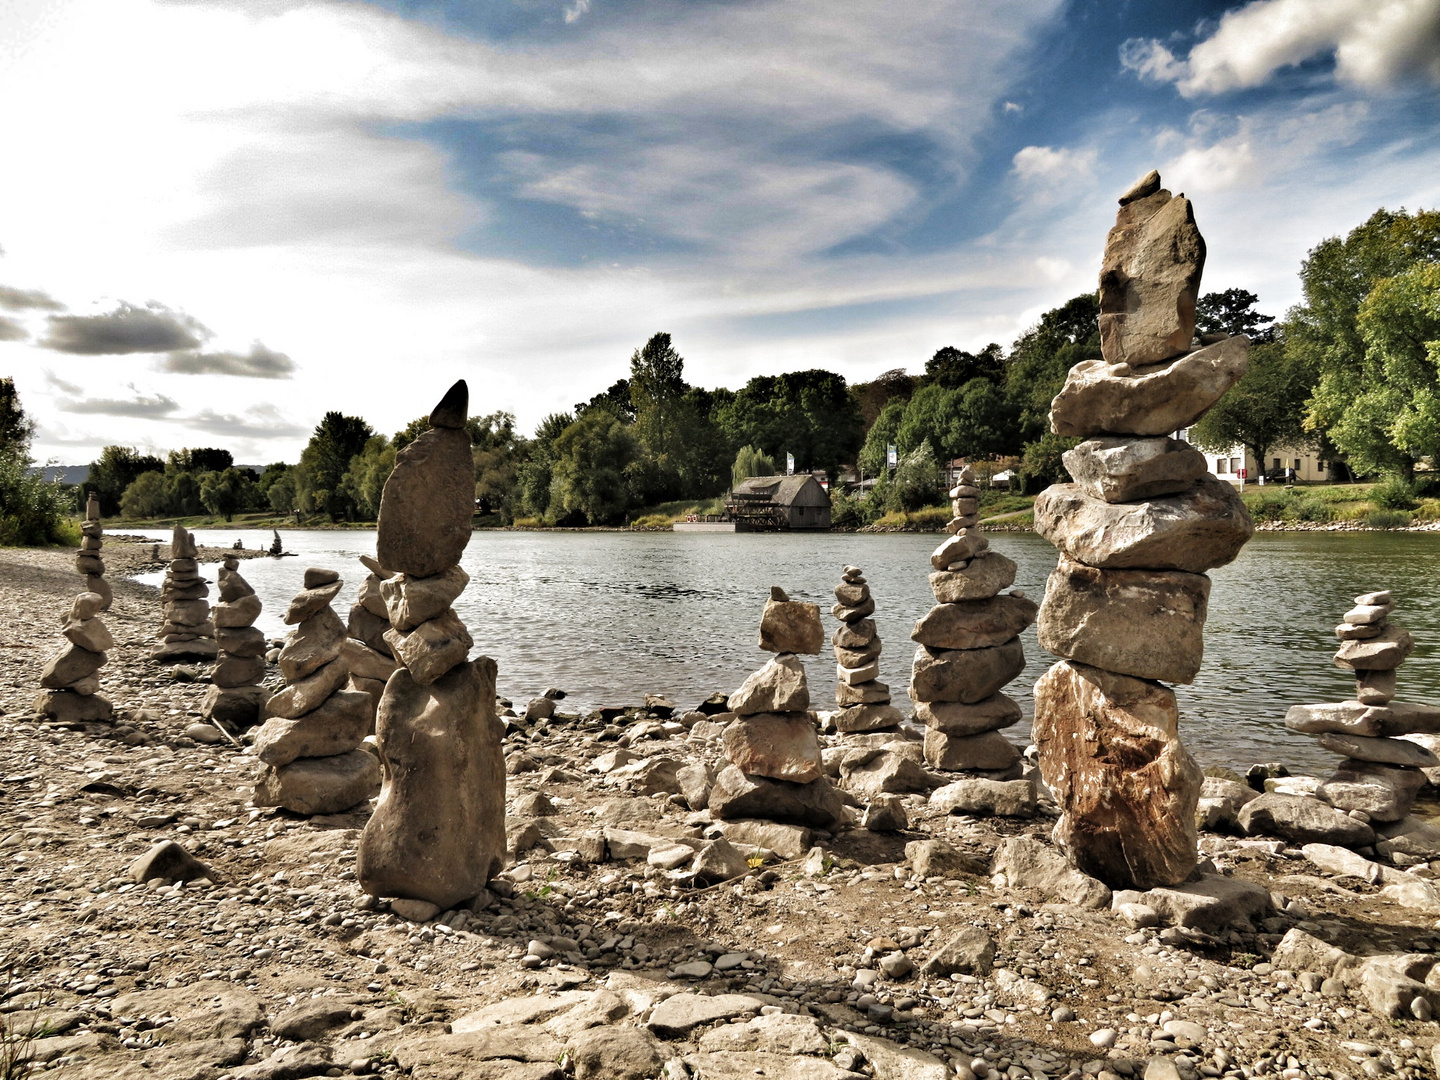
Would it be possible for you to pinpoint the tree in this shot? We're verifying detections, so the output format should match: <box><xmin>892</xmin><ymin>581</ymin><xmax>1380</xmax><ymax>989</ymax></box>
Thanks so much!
<box><xmin>887</xmin><ymin>440</ymin><xmax>942</xmax><ymax>512</ymax></box>
<box><xmin>1003</xmin><ymin>293</ymin><xmax>1103</xmax><ymax>450</ymax></box>
<box><xmin>717</xmin><ymin>369</ymin><xmax>864</xmax><ymax>481</ymax></box>
<box><xmin>575</xmin><ymin>378</ymin><xmax>635</xmax><ymax>422</ymax></box>
<box><xmin>87</xmin><ymin>446</ymin><xmax>166</xmax><ymax>516</ymax></box>
<box><xmin>469</xmin><ymin>412</ymin><xmax>525</xmax><ymax>520</ymax></box>
<box><xmin>1295</xmin><ymin>207</ymin><xmax>1440</xmax><ymax>478</ymax></box>
<box><xmin>339</xmin><ymin>437</ymin><xmax>396</xmax><ymax>520</ymax></box>
<box><xmin>1352</xmin><ymin>262</ymin><xmax>1440</xmax><ymax>472</ymax></box>
<box><xmin>857</xmin><ymin>398</ymin><xmax>905</xmax><ymax>475</ymax></box>
<box><xmin>0</xmin><ymin>377</ymin><xmax>34</xmax><ymax>454</ymax></box>
<box><xmin>731</xmin><ymin>445</ymin><xmax>777</xmax><ymax>487</ymax></box>
<box><xmin>514</xmin><ymin>412</ymin><xmax>573</xmax><ymax>520</ymax></box>
<box><xmin>547</xmin><ymin>408</ymin><xmax>638</xmax><ymax>525</ymax></box>
<box><xmin>1189</xmin><ymin>339</ymin><xmax>1315</xmax><ymax>475</ymax></box>
<box><xmin>169</xmin><ymin>447</ymin><xmax>234</xmax><ymax>473</ymax></box>
<box><xmin>1196</xmin><ymin>289</ymin><xmax>1277</xmax><ymax>342</ymax></box>
<box><xmin>119</xmin><ymin>470</ymin><xmax>168</xmax><ymax>519</ymax></box>
<box><xmin>850</xmin><ymin>368</ymin><xmax>915</xmax><ymax>428</ymax></box>
<box><xmin>626</xmin><ymin>333</ymin><xmax>690</xmax><ymax>505</ymax></box>
<box><xmin>267</xmin><ymin>471</ymin><xmax>298</xmax><ymax>515</ymax></box>
<box><xmin>198</xmin><ymin>466</ymin><xmax>256</xmax><ymax>522</ymax></box>
<box><xmin>294</xmin><ymin>411</ymin><xmax>375</xmax><ymax>520</ymax></box>
<box><xmin>924</xmin><ymin>344</ymin><xmax>1004</xmax><ymax>388</ymax></box>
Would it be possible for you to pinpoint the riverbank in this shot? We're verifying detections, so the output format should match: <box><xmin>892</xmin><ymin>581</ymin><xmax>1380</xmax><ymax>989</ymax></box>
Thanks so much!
<box><xmin>3</xmin><ymin>543</ymin><xmax>1440</xmax><ymax>1079</ymax></box>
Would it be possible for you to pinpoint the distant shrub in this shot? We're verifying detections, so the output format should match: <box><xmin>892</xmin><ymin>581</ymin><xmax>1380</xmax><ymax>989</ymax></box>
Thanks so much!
<box><xmin>830</xmin><ymin>489</ymin><xmax>875</xmax><ymax>530</ymax></box>
<box><xmin>1287</xmin><ymin>497</ymin><xmax>1333</xmax><ymax>523</ymax></box>
<box><xmin>0</xmin><ymin>449</ymin><xmax>76</xmax><ymax>547</ymax></box>
<box><xmin>1412</xmin><ymin>475</ymin><xmax>1440</xmax><ymax>499</ymax></box>
<box><xmin>1371</xmin><ymin>476</ymin><xmax>1419</xmax><ymax>510</ymax></box>
<box><xmin>1366</xmin><ymin>509</ymin><xmax>1412</xmax><ymax>530</ymax></box>
<box><xmin>1248</xmin><ymin>491</ymin><xmax>1289</xmax><ymax>521</ymax></box>
<box><xmin>907</xmin><ymin>506</ymin><xmax>951</xmax><ymax>530</ymax></box>
<box><xmin>629</xmin><ymin>513</ymin><xmax>673</xmax><ymax>529</ymax></box>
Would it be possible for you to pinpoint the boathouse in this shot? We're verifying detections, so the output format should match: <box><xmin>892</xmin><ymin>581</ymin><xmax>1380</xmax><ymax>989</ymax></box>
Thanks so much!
<box><xmin>725</xmin><ymin>475</ymin><xmax>831</xmax><ymax>531</ymax></box>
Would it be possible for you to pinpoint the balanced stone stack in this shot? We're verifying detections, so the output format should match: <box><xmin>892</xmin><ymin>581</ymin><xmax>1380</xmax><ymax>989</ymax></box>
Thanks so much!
<box><xmin>832</xmin><ymin>565</ymin><xmax>902</xmax><ymax>736</ymax></box>
<box><xmin>910</xmin><ymin>465</ymin><xmax>1034</xmax><ymax>776</ymax></box>
<box><xmin>152</xmin><ymin>525</ymin><xmax>218</xmax><ymax>662</ymax></box>
<box><xmin>344</xmin><ymin>554</ymin><xmax>398</xmax><ymax>720</ymax></box>
<box><xmin>36</xmin><ymin>493</ymin><xmax>115</xmax><ymax>723</ymax></box>
<box><xmin>709</xmin><ymin>588</ymin><xmax>845</xmax><ymax>828</ymax></box>
<box><xmin>358</xmin><ymin>380</ymin><xmax>507</xmax><ymax>912</ymax></box>
<box><xmin>1284</xmin><ymin>590</ymin><xmax>1438</xmax><ymax>826</ymax></box>
<box><xmin>1030</xmin><ymin>169</ymin><xmax>1254</xmax><ymax>890</ymax></box>
<box><xmin>252</xmin><ymin>569</ymin><xmax>379</xmax><ymax>815</ymax></box>
<box><xmin>202</xmin><ymin>554</ymin><xmax>269</xmax><ymax>728</ymax></box>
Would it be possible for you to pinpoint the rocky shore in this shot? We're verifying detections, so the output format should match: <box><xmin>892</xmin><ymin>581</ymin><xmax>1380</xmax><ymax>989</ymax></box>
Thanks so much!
<box><xmin>2</xmin><ymin>543</ymin><xmax>1440</xmax><ymax>1080</ymax></box>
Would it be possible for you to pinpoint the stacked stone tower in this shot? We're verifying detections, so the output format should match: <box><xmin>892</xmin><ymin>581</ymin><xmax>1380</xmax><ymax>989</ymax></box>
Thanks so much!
<box><xmin>252</xmin><ymin>569</ymin><xmax>379</xmax><ymax>815</ymax></box>
<box><xmin>358</xmin><ymin>381</ymin><xmax>506</xmax><ymax>911</ymax></box>
<box><xmin>152</xmin><ymin>525</ymin><xmax>218</xmax><ymax>661</ymax></box>
<box><xmin>909</xmin><ymin>466</ymin><xmax>1035</xmax><ymax>775</ymax></box>
<box><xmin>708</xmin><ymin>588</ymin><xmax>845</xmax><ymax>828</ymax></box>
<box><xmin>1031</xmin><ymin>170</ymin><xmax>1254</xmax><ymax>890</ymax></box>
<box><xmin>1285</xmin><ymin>590</ymin><xmax>1437</xmax><ymax>825</ymax></box>
<box><xmin>203</xmin><ymin>554</ymin><xmax>268</xmax><ymax>728</ymax></box>
<box><xmin>36</xmin><ymin>493</ymin><xmax>115</xmax><ymax>723</ymax></box>
<box><xmin>831</xmin><ymin>565</ymin><xmax>901</xmax><ymax>736</ymax></box>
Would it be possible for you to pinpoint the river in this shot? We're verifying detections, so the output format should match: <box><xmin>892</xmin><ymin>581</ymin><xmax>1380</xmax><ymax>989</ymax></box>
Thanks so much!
<box><xmin>126</xmin><ymin>527</ymin><xmax>1440</xmax><ymax>776</ymax></box>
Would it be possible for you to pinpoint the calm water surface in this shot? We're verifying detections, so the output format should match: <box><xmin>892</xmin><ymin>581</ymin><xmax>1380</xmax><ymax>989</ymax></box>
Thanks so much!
<box><xmin>128</xmin><ymin>528</ymin><xmax>1440</xmax><ymax>775</ymax></box>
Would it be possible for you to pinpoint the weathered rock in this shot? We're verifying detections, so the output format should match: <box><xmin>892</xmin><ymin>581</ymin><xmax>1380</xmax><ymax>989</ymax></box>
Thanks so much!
<box><xmin>384</xmin><ymin>608</ymin><xmax>474</xmax><ymax>686</ymax></box>
<box><xmin>214</xmin><ymin>626</ymin><xmax>266</xmax><ymax>658</ymax></box>
<box><xmin>1141</xmin><ymin>874</ymin><xmax>1272</xmax><ymax>932</ymax></box>
<box><xmin>835</xmin><ymin>679</ymin><xmax>891</xmax><ymax>707</ymax></box>
<box><xmin>1356</xmin><ymin>667</ymin><xmax>1398</xmax><ymax>704</ymax></box>
<box><xmin>62</xmin><ymin>617</ymin><xmax>113</xmax><ymax>653</ymax></box>
<box><xmin>728</xmin><ymin>653</ymin><xmax>809</xmax><ymax>715</ymax></box>
<box><xmin>282</xmin><ymin>581</ymin><xmax>343</xmax><ymax>625</ymax></box>
<box><xmin>834</xmin><ymin>638</ymin><xmax>881</xmax><ymax>667</ymax></box>
<box><xmin>1283</xmin><ymin>699</ymin><xmax>1440</xmax><ymax>737</ymax></box>
<box><xmin>265</xmin><ymin>656</ymin><xmax>351</xmax><ymax>720</ymax></box>
<box><xmin>128</xmin><ymin>840</ymin><xmax>216</xmax><ymax>884</ymax></box>
<box><xmin>34</xmin><ymin>689</ymin><xmax>113</xmax><ymax>723</ymax></box>
<box><xmin>722</xmin><ymin>713</ymin><xmax>823</xmax><ymax>782</ymax></box>
<box><xmin>1376</xmin><ymin>815</ymin><xmax>1440</xmax><ymax>859</ymax></box>
<box><xmin>910</xmin><ymin>639</ymin><xmax>1024</xmax><ymax>704</ymax></box>
<box><xmin>1316</xmin><ymin>731</ymin><xmax>1438</xmax><ymax>767</ymax></box>
<box><xmin>991</xmin><ymin>835</ymin><xmax>1112</xmax><ymax>910</ymax></box>
<box><xmin>391</xmin><ymin>1026</ymin><xmax>563</xmax><ymax>1077</ymax></box>
<box><xmin>929</xmin><ymin>552</ymin><xmax>1017</xmax><ymax>604</ymax></box>
<box><xmin>712</xmin><ymin>819</ymin><xmax>814</xmax><ymax>858</ymax></box>
<box><xmin>566</xmin><ymin>1025</ymin><xmax>665</xmax><ymax>1080</ymax></box>
<box><xmin>923</xmin><ymin>729</ymin><xmax>1021</xmax><ymax>771</ymax></box>
<box><xmin>831</xmin><ymin>597</ymin><xmax>876</xmax><ymax>622</ymax></box>
<box><xmin>921</xmin><ymin>927</ymin><xmax>996</xmax><ymax>976</ymax></box>
<box><xmin>691</xmin><ymin>837</ymin><xmax>750</xmax><ymax>883</ymax></box>
<box><xmin>381</xmin><ymin>566</ymin><xmax>471</xmax><ymax>633</ymax></box>
<box><xmin>112</xmin><ymin>980</ymin><xmax>263</xmax><ymax>1042</ymax></box>
<box><xmin>836</xmin><ymin>659</ymin><xmax>880</xmax><ymax>684</ymax></box>
<box><xmin>840</xmin><ymin>747</ymin><xmax>937</xmax><ymax>796</ymax></box>
<box><xmin>861</xmin><ymin>794</ymin><xmax>908</xmax><ymax>831</ymax></box>
<box><xmin>40</xmin><ymin>643</ymin><xmax>105</xmax><ymax>689</ymax></box>
<box><xmin>759</xmin><ymin>597</ymin><xmax>823</xmax><ymax>655</ymax></box>
<box><xmin>358</xmin><ymin>657</ymin><xmax>506</xmax><ymax>909</ymax></box>
<box><xmin>646</xmin><ymin>992</ymin><xmax>767</xmax><ymax>1037</ymax></box>
<box><xmin>677</xmin><ymin>762</ymin><xmax>717</xmax><ymax>810</ymax></box>
<box><xmin>930</xmin><ymin>778</ymin><xmax>1037</xmax><ymax>818</ymax></box>
<box><xmin>838</xmin><ymin>1033</ymin><xmax>950</xmax><ymax>1080</ymax></box>
<box><xmin>1050</xmin><ymin>336</ymin><xmax>1249</xmax><ymax>437</ymax></box>
<box><xmin>1194</xmin><ymin>776</ymin><xmax>1257</xmax><ymax>832</ymax></box>
<box><xmin>253</xmin><ymin>690</ymin><xmax>373</xmax><ymax>767</ymax></box>
<box><xmin>930</xmin><ymin>530</ymin><xmax>989</xmax><ymax>570</ymax></box>
<box><xmin>347</xmin><ymin>604</ymin><xmax>393</xmax><ymax>656</ymax></box>
<box><xmin>1062</xmin><ymin>436</ymin><xmax>1209</xmax><ymax>503</ymax></box>
<box><xmin>832</xmin><ymin>703</ymin><xmax>904</xmax><ymax>732</ymax></box>
<box><xmin>913</xmin><ymin>694</ymin><xmax>1022</xmax><ymax>735</ymax></box>
<box><xmin>911</xmin><ymin>593</ymin><xmax>1038</xmax><ymax>651</ymax></box>
<box><xmin>1034</xmin><ymin>474</ymin><xmax>1252</xmax><ymax>573</ymax></box>
<box><xmin>697</xmin><ymin>1013</ymin><xmax>828</xmax><ymax>1055</ymax></box>
<box><xmin>1317</xmin><ymin>760</ymin><xmax>1426</xmax><ymax>822</ymax></box>
<box><xmin>1236</xmin><ymin>792</ymin><xmax>1376</xmax><ymax>846</ymax></box>
<box><xmin>833</xmin><ymin>618</ymin><xmax>877</xmax><ymax>649</ymax></box>
<box><xmin>707</xmin><ymin>764</ymin><xmax>845</xmax><ymax>828</ymax></box>
<box><xmin>277</xmin><ymin>607</ymin><xmax>347</xmax><ymax>681</ymax></box>
<box><xmin>201</xmin><ymin>684</ymin><xmax>267</xmax><ymax>727</ymax></box>
<box><xmin>1037</xmin><ymin>557</ymin><xmax>1209</xmax><ymax>684</ymax></box>
<box><xmin>1334</xmin><ymin>624</ymin><xmax>1415</xmax><ymax>671</ymax></box>
<box><xmin>70</xmin><ymin>591</ymin><xmax>105</xmax><ymax>621</ymax></box>
<box><xmin>154</xmin><ymin>637</ymin><xmax>221</xmax><ymax>662</ymax></box>
<box><xmin>1033</xmin><ymin>660</ymin><xmax>1201</xmax><ymax>889</ymax></box>
<box><xmin>214</xmin><ymin>594</ymin><xmax>263</xmax><ymax>628</ymax></box>
<box><xmin>1096</xmin><ymin>183</ymin><xmax>1205</xmax><ymax>367</ymax></box>
<box><xmin>376</xmin><ymin>399</ymin><xmax>475</xmax><ymax>578</ymax></box>
<box><xmin>212</xmin><ymin>655</ymin><xmax>267</xmax><ymax>688</ymax></box>
<box><xmin>252</xmin><ymin>749</ymin><xmax>381</xmax><ymax>816</ymax></box>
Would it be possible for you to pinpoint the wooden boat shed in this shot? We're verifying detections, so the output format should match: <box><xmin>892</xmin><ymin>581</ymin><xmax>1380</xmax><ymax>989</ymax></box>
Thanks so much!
<box><xmin>724</xmin><ymin>475</ymin><xmax>831</xmax><ymax>531</ymax></box>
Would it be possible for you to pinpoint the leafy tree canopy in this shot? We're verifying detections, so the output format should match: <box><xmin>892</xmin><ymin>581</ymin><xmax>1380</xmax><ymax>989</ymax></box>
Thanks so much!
<box><xmin>1196</xmin><ymin>289</ymin><xmax>1277</xmax><ymax>342</ymax></box>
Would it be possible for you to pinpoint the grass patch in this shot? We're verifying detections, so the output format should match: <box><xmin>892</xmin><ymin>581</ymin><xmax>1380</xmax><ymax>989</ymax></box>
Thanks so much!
<box><xmin>1365</xmin><ymin>509</ymin><xmax>1412</xmax><ymax>530</ymax></box>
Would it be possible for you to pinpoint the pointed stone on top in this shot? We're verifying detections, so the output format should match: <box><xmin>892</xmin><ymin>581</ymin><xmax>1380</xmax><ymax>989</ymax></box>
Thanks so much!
<box><xmin>1119</xmin><ymin>169</ymin><xmax>1161</xmax><ymax>206</ymax></box>
<box><xmin>85</xmin><ymin>493</ymin><xmax>100</xmax><ymax>521</ymax></box>
<box><xmin>171</xmin><ymin>524</ymin><xmax>197</xmax><ymax>560</ymax></box>
<box><xmin>358</xmin><ymin>554</ymin><xmax>394</xmax><ymax>580</ymax></box>
<box><xmin>429</xmin><ymin>379</ymin><xmax>469</xmax><ymax>429</ymax></box>
<box><xmin>770</xmin><ymin>586</ymin><xmax>790</xmax><ymax>602</ymax></box>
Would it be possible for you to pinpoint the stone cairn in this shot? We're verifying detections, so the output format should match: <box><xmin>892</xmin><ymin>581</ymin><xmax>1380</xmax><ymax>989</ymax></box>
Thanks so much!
<box><xmin>831</xmin><ymin>565</ymin><xmax>903</xmax><ymax>737</ymax></box>
<box><xmin>202</xmin><ymin>554</ymin><xmax>268</xmax><ymax>729</ymax></box>
<box><xmin>152</xmin><ymin>525</ymin><xmax>218</xmax><ymax>662</ymax></box>
<box><xmin>343</xmin><ymin>554</ymin><xmax>398</xmax><ymax>722</ymax></box>
<box><xmin>910</xmin><ymin>464</ymin><xmax>1036</xmax><ymax>776</ymax></box>
<box><xmin>707</xmin><ymin>588</ymin><xmax>845</xmax><ymax>829</ymax></box>
<box><xmin>1030</xmin><ymin>169</ymin><xmax>1254</xmax><ymax>890</ymax></box>
<box><xmin>36</xmin><ymin>493</ymin><xmax>115</xmax><ymax>723</ymax></box>
<box><xmin>358</xmin><ymin>380</ymin><xmax>507</xmax><ymax>913</ymax></box>
<box><xmin>252</xmin><ymin>568</ymin><xmax>379</xmax><ymax>816</ymax></box>
<box><xmin>1285</xmin><ymin>590</ymin><xmax>1438</xmax><ymax>827</ymax></box>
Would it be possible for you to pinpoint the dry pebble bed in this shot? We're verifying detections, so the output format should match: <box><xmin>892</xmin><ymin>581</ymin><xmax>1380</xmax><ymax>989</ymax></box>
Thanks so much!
<box><xmin>2</xmin><ymin>546</ymin><xmax>1440</xmax><ymax>1080</ymax></box>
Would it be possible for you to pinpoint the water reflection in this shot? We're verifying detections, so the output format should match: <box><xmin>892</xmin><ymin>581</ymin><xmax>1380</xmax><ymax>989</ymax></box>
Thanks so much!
<box><xmin>126</xmin><ymin>526</ymin><xmax>1440</xmax><ymax>775</ymax></box>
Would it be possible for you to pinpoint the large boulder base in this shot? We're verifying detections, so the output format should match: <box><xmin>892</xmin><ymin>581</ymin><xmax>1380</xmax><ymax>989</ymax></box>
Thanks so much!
<box><xmin>1033</xmin><ymin>473</ymin><xmax>1253</xmax><ymax>574</ymax></box>
<box><xmin>1033</xmin><ymin>660</ymin><xmax>1201</xmax><ymax>890</ymax></box>
<box><xmin>252</xmin><ymin>749</ymin><xmax>381</xmax><ymax>816</ymax></box>
<box><xmin>253</xmin><ymin>690</ymin><xmax>373</xmax><ymax>767</ymax></box>
<box><xmin>358</xmin><ymin>657</ymin><xmax>506</xmax><ymax>910</ymax></box>
<box><xmin>1037</xmin><ymin>556</ymin><xmax>1209</xmax><ymax>685</ymax></box>
<box><xmin>721</xmin><ymin>713</ymin><xmax>823</xmax><ymax>783</ymax></box>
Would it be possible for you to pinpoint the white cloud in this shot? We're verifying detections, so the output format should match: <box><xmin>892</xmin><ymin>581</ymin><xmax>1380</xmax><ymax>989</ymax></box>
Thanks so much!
<box><xmin>1012</xmin><ymin>145</ymin><xmax>1098</xmax><ymax>186</ymax></box>
<box><xmin>1123</xmin><ymin>0</ymin><xmax>1440</xmax><ymax>96</ymax></box>
<box><xmin>563</xmin><ymin>0</ymin><xmax>590</xmax><ymax>24</ymax></box>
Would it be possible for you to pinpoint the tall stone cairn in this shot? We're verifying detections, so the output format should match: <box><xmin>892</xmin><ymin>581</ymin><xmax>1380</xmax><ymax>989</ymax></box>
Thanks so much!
<box><xmin>202</xmin><ymin>554</ymin><xmax>269</xmax><ymax>728</ymax></box>
<box><xmin>152</xmin><ymin>525</ymin><xmax>218</xmax><ymax>662</ymax></box>
<box><xmin>910</xmin><ymin>465</ymin><xmax>1036</xmax><ymax>774</ymax></box>
<box><xmin>343</xmin><ymin>554</ymin><xmax>398</xmax><ymax>722</ymax></box>
<box><xmin>1284</xmin><ymin>590</ymin><xmax>1437</xmax><ymax>827</ymax></box>
<box><xmin>357</xmin><ymin>380</ymin><xmax>506</xmax><ymax>911</ymax></box>
<box><xmin>252</xmin><ymin>568</ymin><xmax>380</xmax><ymax>815</ymax></box>
<box><xmin>708</xmin><ymin>587</ymin><xmax>846</xmax><ymax>828</ymax></box>
<box><xmin>1031</xmin><ymin>169</ymin><xmax>1255</xmax><ymax>890</ymax></box>
<box><xmin>36</xmin><ymin>493</ymin><xmax>115</xmax><ymax>723</ymax></box>
<box><xmin>831</xmin><ymin>565</ymin><xmax>903</xmax><ymax>736</ymax></box>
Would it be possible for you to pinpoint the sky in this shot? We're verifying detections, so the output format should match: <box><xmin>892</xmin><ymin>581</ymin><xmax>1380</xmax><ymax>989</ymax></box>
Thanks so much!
<box><xmin>1</xmin><ymin>0</ymin><xmax>1438</xmax><ymax>465</ymax></box>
